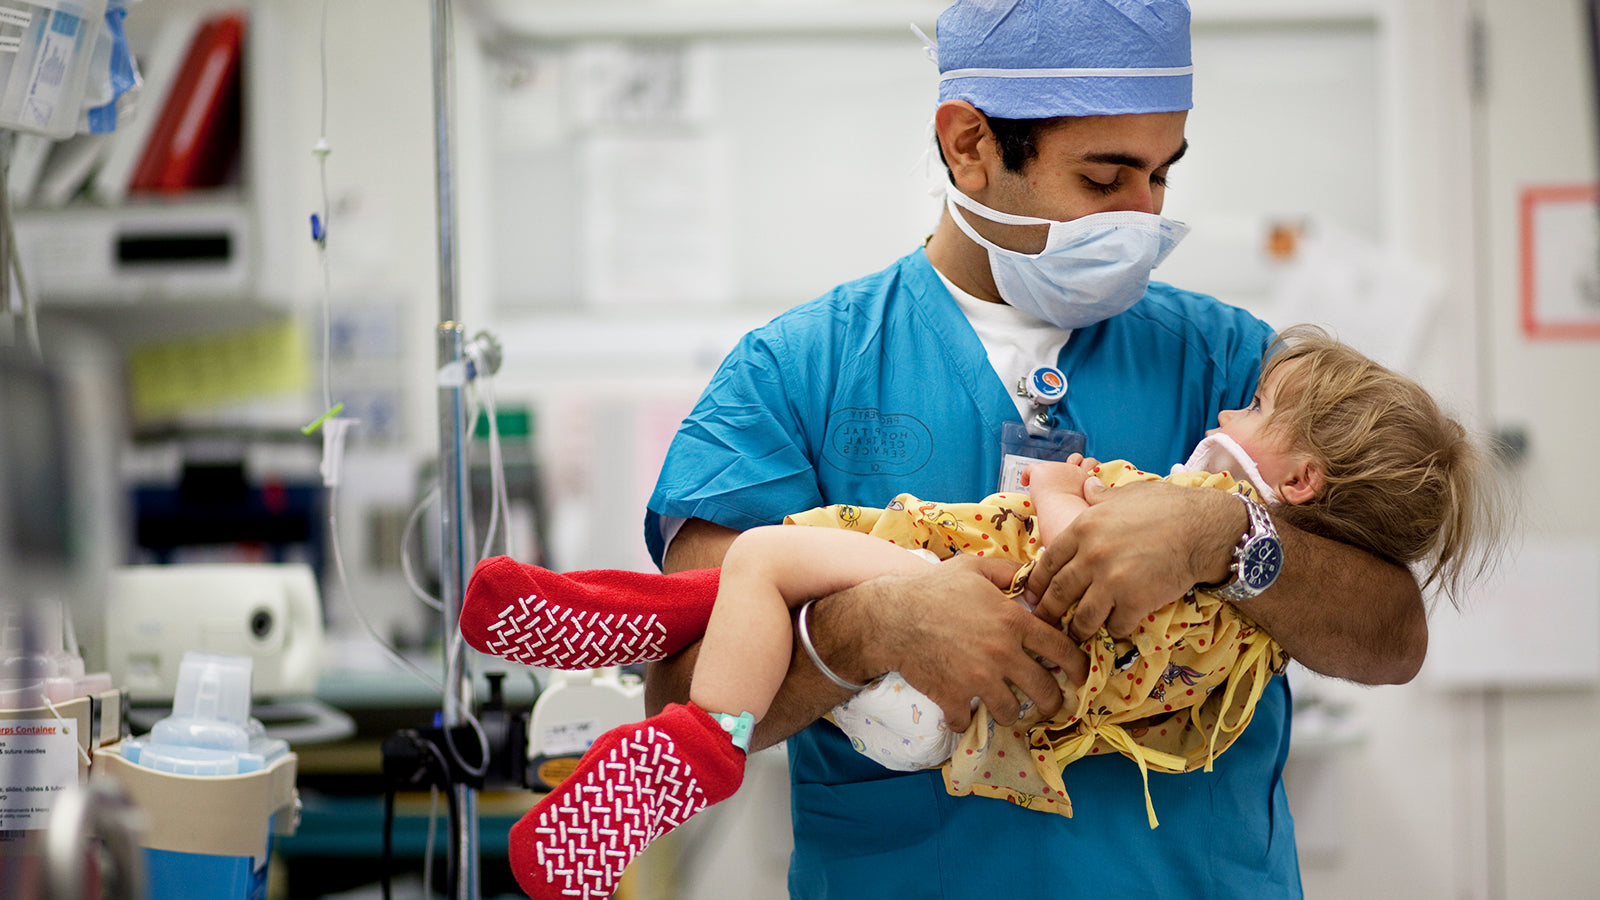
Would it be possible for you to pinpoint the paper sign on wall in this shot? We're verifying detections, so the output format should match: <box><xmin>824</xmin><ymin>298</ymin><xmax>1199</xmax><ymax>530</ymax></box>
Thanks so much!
<box><xmin>1520</xmin><ymin>184</ymin><xmax>1600</xmax><ymax>339</ymax></box>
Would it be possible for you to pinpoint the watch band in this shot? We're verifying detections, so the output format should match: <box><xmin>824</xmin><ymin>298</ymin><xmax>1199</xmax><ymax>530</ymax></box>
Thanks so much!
<box><xmin>1209</xmin><ymin>490</ymin><xmax>1283</xmax><ymax>603</ymax></box>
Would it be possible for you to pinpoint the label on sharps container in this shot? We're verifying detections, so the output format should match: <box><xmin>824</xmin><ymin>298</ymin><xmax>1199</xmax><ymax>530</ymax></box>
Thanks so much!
<box><xmin>0</xmin><ymin>719</ymin><xmax>78</xmax><ymax>832</ymax></box>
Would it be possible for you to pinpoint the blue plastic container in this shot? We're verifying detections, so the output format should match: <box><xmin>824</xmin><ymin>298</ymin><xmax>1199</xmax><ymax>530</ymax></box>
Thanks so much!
<box><xmin>96</xmin><ymin>652</ymin><xmax>297</xmax><ymax>900</ymax></box>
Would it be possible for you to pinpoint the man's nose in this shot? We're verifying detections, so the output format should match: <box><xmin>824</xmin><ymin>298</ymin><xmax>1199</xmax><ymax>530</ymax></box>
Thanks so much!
<box><xmin>1105</xmin><ymin>180</ymin><xmax>1157</xmax><ymax>215</ymax></box>
<box><xmin>1117</xmin><ymin>189</ymin><xmax>1156</xmax><ymax>215</ymax></box>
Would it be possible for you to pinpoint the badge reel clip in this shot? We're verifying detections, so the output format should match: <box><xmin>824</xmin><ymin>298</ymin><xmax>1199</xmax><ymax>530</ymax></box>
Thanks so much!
<box><xmin>998</xmin><ymin>365</ymin><xmax>1088</xmax><ymax>492</ymax></box>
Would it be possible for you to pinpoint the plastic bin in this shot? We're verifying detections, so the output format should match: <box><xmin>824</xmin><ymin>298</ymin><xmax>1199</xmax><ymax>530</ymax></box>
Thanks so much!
<box><xmin>96</xmin><ymin>652</ymin><xmax>299</xmax><ymax>900</ymax></box>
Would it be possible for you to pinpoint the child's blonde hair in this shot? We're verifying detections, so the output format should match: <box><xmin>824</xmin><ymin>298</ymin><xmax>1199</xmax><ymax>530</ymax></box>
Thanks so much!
<box><xmin>1260</xmin><ymin>325</ymin><xmax>1503</xmax><ymax>607</ymax></box>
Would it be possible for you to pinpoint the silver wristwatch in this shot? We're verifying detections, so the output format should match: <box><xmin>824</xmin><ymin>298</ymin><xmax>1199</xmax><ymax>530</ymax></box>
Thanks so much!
<box><xmin>1208</xmin><ymin>491</ymin><xmax>1283</xmax><ymax>603</ymax></box>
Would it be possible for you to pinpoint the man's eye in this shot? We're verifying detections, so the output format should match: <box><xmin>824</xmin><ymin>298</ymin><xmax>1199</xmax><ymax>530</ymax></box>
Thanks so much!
<box><xmin>1082</xmin><ymin>176</ymin><xmax>1121</xmax><ymax>196</ymax></box>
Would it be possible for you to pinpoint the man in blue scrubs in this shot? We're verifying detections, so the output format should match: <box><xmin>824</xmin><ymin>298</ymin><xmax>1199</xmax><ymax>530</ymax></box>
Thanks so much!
<box><xmin>645</xmin><ymin>1</ymin><xmax>1427</xmax><ymax>896</ymax></box>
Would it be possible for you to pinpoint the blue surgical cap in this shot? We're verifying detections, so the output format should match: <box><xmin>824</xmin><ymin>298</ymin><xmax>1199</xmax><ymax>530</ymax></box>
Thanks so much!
<box><xmin>934</xmin><ymin>0</ymin><xmax>1193</xmax><ymax>119</ymax></box>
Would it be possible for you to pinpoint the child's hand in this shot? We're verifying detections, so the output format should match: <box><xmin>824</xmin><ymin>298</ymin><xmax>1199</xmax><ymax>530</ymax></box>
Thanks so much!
<box><xmin>1021</xmin><ymin>455</ymin><xmax>1100</xmax><ymax>499</ymax></box>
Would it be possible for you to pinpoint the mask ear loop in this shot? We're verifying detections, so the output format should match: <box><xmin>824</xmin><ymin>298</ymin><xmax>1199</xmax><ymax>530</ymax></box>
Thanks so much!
<box><xmin>910</xmin><ymin>23</ymin><xmax>945</xmax><ymax>200</ymax></box>
<box><xmin>909</xmin><ymin>22</ymin><xmax>938</xmax><ymax>65</ymax></box>
<box><xmin>943</xmin><ymin>183</ymin><xmax>1056</xmax><ymax>265</ymax></box>
<box><xmin>917</xmin><ymin>116</ymin><xmax>946</xmax><ymax>208</ymax></box>
<box><xmin>947</xmin><ymin>180</ymin><xmax>1062</xmax><ymax>228</ymax></box>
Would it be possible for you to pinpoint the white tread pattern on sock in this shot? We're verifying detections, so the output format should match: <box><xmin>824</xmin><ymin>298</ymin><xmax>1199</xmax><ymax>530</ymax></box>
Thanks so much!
<box><xmin>531</xmin><ymin>726</ymin><xmax>708</xmax><ymax>900</ymax></box>
<box><xmin>485</xmin><ymin>594</ymin><xmax>667</xmax><ymax>668</ymax></box>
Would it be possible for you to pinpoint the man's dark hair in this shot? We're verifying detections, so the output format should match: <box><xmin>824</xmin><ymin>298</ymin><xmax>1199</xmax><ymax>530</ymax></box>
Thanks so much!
<box><xmin>989</xmin><ymin>116</ymin><xmax>1071</xmax><ymax>171</ymax></box>
<box><xmin>938</xmin><ymin>115</ymin><xmax>1071</xmax><ymax>176</ymax></box>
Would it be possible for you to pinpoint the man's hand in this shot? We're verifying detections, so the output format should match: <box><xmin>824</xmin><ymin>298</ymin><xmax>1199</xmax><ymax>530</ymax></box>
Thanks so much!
<box><xmin>1026</xmin><ymin>479</ymin><xmax>1242</xmax><ymax>641</ymax></box>
<box><xmin>828</xmin><ymin>554</ymin><xmax>1086</xmax><ymax>732</ymax></box>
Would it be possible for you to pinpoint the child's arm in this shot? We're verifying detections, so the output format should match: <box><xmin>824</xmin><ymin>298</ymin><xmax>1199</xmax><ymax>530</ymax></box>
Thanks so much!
<box><xmin>719</xmin><ymin>525</ymin><xmax>936</xmax><ymax>610</ymax></box>
<box><xmin>1021</xmin><ymin>455</ymin><xmax>1100</xmax><ymax>544</ymax></box>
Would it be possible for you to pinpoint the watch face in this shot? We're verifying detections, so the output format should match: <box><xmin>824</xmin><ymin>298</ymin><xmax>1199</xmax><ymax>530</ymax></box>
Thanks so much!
<box><xmin>1242</xmin><ymin>538</ymin><xmax>1284</xmax><ymax>590</ymax></box>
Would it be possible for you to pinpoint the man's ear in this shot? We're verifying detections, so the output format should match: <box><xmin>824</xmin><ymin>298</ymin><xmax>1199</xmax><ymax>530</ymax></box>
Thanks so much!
<box><xmin>1278</xmin><ymin>459</ymin><xmax>1324</xmax><ymax>506</ymax></box>
<box><xmin>934</xmin><ymin>100</ymin><xmax>991</xmax><ymax>193</ymax></box>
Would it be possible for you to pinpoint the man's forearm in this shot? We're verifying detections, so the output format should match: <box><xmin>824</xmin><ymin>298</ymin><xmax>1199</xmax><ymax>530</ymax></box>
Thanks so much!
<box><xmin>1236</xmin><ymin>517</ymin><xmax>1428</xmax><ymax>685</ymax></box>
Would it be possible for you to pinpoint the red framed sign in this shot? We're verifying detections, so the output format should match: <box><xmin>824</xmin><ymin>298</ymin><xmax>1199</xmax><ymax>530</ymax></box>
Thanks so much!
<box><xmin>1520</xmin><ymin>183</ymin><xmax>1600</xmax><ymax>339</ymax></box>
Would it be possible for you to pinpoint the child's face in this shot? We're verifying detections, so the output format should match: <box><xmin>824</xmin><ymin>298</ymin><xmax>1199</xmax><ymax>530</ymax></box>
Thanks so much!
<box><xmin>1208</xmin><ymin>364</ymin><xmax>1317</xmax><ymax>503</ymax></box>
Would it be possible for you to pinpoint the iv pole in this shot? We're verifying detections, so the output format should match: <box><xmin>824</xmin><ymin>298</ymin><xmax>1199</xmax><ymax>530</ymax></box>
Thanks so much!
<box><xmin>429</xmin><ymin>1</ymin><xmax>479</xmax><ymax>898</ymax></box>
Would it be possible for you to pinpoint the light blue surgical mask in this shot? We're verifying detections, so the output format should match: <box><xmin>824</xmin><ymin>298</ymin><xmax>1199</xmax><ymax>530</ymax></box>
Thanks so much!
<box><xmin>945</xmin><ymin>184</ymin><xmax>1190</xmax><ymax>330</ymax></box>
<box><xmin>1175</xmin><ymin>432</ymin><xmax>1278</xmax><ymax>504</ymax></box>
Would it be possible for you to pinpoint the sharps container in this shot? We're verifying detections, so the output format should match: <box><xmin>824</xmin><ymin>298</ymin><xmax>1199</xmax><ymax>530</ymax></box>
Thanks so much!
<box><xmin>93</xmin><ymin>652</ymin><xmax>298</xmax><ymax>900</ymax></box>
<box><xmin>0</xmin><ymin>601</ymin><xmax>121</xmax><ymax>892</ymax></box>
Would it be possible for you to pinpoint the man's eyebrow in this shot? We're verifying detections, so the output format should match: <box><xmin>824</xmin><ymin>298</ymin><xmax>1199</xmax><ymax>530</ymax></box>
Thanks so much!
<box><xmin>1163</xmin><ymin>139</ymin><xmax>1189</xmax><ymax>168</ymax></box>
<box><xmin>1082</xmin><ymin>139</ymin><xmax>1189</xmax><ymax>171</ymax></box>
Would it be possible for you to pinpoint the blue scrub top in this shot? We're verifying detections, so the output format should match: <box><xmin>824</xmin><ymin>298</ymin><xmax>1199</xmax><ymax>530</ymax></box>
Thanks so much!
<box><xmin>647</xmin><ymin>248</ymin><xmax>1301</xmax><ymax>899</ymax></box>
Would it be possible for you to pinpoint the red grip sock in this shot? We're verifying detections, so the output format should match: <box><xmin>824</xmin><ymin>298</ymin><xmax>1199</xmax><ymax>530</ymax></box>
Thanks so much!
<box><xmin>460</xmin><ymin>556</ymin><xmax>720</xmax><ymax>669</ymax></box>
<box><xmin>508</xmin><ymin>702</ymin><xmax>747</xmax><ymax>900</ymax></box>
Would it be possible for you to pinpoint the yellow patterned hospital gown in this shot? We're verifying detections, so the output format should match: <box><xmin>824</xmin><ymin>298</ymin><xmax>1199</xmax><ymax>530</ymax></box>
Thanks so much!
<box><xmin>784</xmin><ymin>461</ymin><xmax>1290</xmax><ymax>828</ymax></box>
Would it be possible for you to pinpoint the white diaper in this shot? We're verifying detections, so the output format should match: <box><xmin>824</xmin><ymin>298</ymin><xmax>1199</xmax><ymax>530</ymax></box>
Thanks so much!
<box><xmin>830</xmin><ymin>672</ymin><xmax>958</xmax><ymax>771</ymax></box>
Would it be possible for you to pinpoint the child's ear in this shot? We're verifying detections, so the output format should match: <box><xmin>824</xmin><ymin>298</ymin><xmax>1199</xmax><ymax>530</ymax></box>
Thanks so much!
<box><xmin>1278</xmin><ymin>460</ymin><xmax>1324</xmax><ymax>506</ymax></box>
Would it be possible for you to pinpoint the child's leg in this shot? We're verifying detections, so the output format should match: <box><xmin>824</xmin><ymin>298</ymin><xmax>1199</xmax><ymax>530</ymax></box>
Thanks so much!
<box><xmin>460</xmin><ymin>555</ymin><xmax>721</xmax><ymax>669</ymax></box>
<box><xmin>508</xmin><ymin>526</ymin><xmax>930</xmax><ymax>900</ymax></box>
<box><xmin>691</xmin><ymin>525</ymin><xmax>935</xmax><ymax>721</ymax></box>
<box><xmin>508</xmin><ymin>702</ymin><xmax>746</xmax><ymax>900</ymax></box>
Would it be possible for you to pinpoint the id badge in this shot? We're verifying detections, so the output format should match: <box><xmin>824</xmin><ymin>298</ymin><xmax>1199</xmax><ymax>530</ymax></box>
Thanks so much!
<box><xmin>997</xmin><ymin>419</ymin><xmax>1087</xmax><ymax>492</ymax></box>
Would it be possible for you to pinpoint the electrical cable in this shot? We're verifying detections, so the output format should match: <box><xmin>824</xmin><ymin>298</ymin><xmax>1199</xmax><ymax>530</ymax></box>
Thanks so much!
<box><xmin>397</xmin><ymin>372</ymin><xmax>513</xmax><ymax>613</ymax></box>
<box><xmin>445</xmin><ymin>783</ymin><xmax>460</xmax><ymax>899</ymax></box>
<box><xmin>431</xmin><ymin>370</ymin><xmax>515</xmax><ymax>784</ymax></box>
<box><xmin>400</xmin><ymin>482</ymin><xmax>445</xmax><ymax>612</ymax></box>
<box><xmin>418</xmin><ymin>738</ymin><xmax>454</xmax><ymax>900</ymax></box>
<box><xmin>330</xmin><ymin>479</ymin><xmax>444</xmax><ymax>693</ymax></box>
<box><xmin>422</xmin><ymin>785</ymin><xmax>440</xmax><ymax>900</ymax></box>
<box><xmin>385</xmin><ymin>732</ymin><xmax>452</xmax><ymax>900</ymax></box>
<box><xmin>381</xmin><ymin>784</ymin><xmax>395</xmax><ymax>900</ymax></box>
<box><xmin>470</xmin><ymin>371</ymin><xmax>517</xmax><ymax>562</ymax></box>
<box><xmin>473</xmin><ymin>377</ymin><xmax>502</xmax><ymax>560</ymax></box>
<box><xmin>440</xmin><ymin>627</ymin><xmax>490</xmax><ymax>781</ymax></box>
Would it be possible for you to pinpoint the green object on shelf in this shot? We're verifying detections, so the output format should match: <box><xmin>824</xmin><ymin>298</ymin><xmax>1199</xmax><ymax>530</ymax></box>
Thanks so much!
<box><xmin>472</xmin><ymin>406</ymin><xmax>533</xmax><ymax>441</ymax></box>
